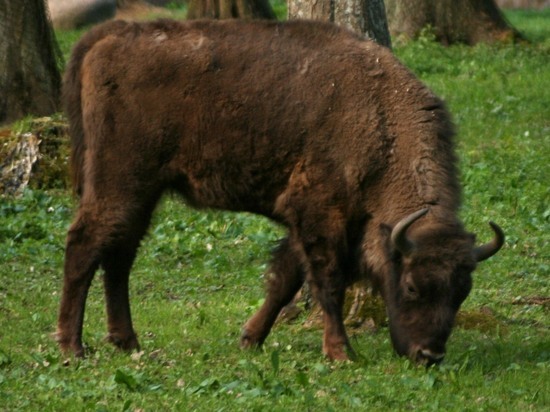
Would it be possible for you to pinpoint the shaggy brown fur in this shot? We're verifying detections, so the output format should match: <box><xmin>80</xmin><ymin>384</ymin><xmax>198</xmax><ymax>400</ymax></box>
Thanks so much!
<box><xmin>57</xmin><ymin>19</ymin><xmax>503</xmax><ymax>362</ymax></box>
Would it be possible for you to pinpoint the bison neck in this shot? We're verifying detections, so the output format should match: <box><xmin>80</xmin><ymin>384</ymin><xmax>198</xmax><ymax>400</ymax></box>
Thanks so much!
<box><xmin>358</xmin><ymin>101</ymin><xmax>463</xmax><ymax>289</ymax></box>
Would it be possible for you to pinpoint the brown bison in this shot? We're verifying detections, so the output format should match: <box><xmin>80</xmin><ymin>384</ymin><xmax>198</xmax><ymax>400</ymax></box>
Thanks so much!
<box><xmin>57</xmin><ymin>19</ymin><xmax>504</xmax><ymax>363</ymax></box>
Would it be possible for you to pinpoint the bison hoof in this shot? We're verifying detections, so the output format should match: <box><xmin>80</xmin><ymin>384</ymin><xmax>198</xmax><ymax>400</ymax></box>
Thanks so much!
<box><xmin>323</xmin><ymin>344</ymin><xmax>357</xmax><ymax>362</ymax></box>
<box><xmin>106</xmin><ymin>333</ymin><xmax>140</xmax><ymax>352</ymax></box>
<box><xmin>239</xmin><ymin>329</ymin><xmax>264</xmax><ymax>350</ymax></box>
<box><xmin>54</xmin><ymin>332</ymin><xmax>85</xmax><ymax>358</ymax></box>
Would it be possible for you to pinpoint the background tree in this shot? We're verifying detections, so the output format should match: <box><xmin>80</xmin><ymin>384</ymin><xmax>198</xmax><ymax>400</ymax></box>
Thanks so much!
<box><xmin>385</xmin><ymin>0</ymin><xmax>523</xmax><ymax>45</ymax></box>
<box><xmin>0</xmin><ymin>0</ymin><xmax>62</xmax><ymax>125</ymax></box>
<box><xmin>496</xmin><ymin>0</ymin><xmax>550</xmax><ymax>9</ymax></box>
<box><xmin>187</xmin><ymin>0</ymin><xmax>276</xmax><ymax>20</ymax></box>
<box><xmin>117</xmin><ymin>0</ymin><xmax>139</xmax><ymax>5</ymax></box>
<box><xmin>287</xmin><ymin>0</ymin><xmax>391</xmax><ymax>48</ymax></box>
<box><xmin>116</xmin><ymin>0</ymin><xmax>154</xmax><ymax>12</ymax></box>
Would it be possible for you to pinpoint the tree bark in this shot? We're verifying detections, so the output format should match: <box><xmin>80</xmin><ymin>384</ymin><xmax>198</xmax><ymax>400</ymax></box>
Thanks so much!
<box><xmin>496</xmin><ymin>0</ymin><xmax>550</xmax><ymax>8</ymax></box>
<box><xmin>287</xmin><ymin>0</ymin><xmax>391</xmax><ymax>48</ymax></box>
<box><xmin>116</xmin><ymin>0</ymin><xmax>145</xmax><ymax>7</ymax></box>
<box><xmin>385</xmin><ymin>0</ymin><xmax>523</xmax><ymax>45</ymax></box>
<box><xmin>0</xmin><ymin>0</ymin><xmax>62</xmax><ymax>125</ymax></box>
<box><xmin>187</xmin><ymin>0</ymin><xmax>276</xmax><ymax>20</ymax></box>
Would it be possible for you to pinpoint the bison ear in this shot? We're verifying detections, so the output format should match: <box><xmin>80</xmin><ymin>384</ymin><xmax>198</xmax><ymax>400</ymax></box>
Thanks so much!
<box><xmin>379</xmin><ymin>223</ymin><xmax>394</xmax><ymax>257</ymax></box>
<box><xmin>379</xmin><ymin>223</ymin><xmax>392</xmax><ymax>237</ymax></box>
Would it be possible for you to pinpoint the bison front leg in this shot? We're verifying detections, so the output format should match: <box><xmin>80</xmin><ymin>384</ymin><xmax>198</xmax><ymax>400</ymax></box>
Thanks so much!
<box><xmin>241</xmin><ymin>237</ymin><xmax>305</xmax><ymax>349</ymax></box>
<box><xmin>307</xmin><ymin>246</ymin><xmax>355</xmax><ymax>361</ymax></box>
<box><xmin>320</xmin><ymin>287</ymin><xmax>355</xmax><ymax>361</ymax></box>
<box><xmin>299</xmin><ymin>204</ymin><xmax>355</xmax><ymax>360</ymax></box>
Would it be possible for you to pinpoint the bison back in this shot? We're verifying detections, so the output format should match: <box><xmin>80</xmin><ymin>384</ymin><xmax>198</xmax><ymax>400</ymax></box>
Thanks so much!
<box><xmin>68</xmin><ymin>19</ymin><xmax>452</xmax><ymax>218</ymax></box>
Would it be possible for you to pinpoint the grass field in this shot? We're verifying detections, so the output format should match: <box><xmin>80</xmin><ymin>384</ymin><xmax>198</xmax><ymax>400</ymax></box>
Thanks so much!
<box><xmin>1</xmin><ymin>8</ymin><xmax>549</xmax><ymax>411</ymax></box>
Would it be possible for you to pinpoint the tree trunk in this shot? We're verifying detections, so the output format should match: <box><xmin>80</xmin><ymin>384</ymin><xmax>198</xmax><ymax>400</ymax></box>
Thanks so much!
<box><xmin>385</xmin><ymin>0</ymin><xmax>523</xmax><ymax>45</ymax></box>
<box><xmin>187</xmin><ymin>0</ymin><xmax>276</xmax><ymax>20</ymax></box>
<box><xmin>287</xmin><ymin>0</ymin><xmax>391</xmax><ymax>48</ymax></box>
<box><xmin>116</xmin><ymin>0</ymin><xmax>143</xmax><ymax>7</ymax></box>
<box><xmin>496</xmin><ymin>0</ymin><xmax>550</xmax><ymax>9</ymax></box>
<box><xmin>115</xmin><ymin>0</ymin><xmax>163</xmax><ymax>20</ymax></box>
<box><xmin>0</xmin><ymin>0</ymin><xmax>62</xmax><ymax>125</ymax></box>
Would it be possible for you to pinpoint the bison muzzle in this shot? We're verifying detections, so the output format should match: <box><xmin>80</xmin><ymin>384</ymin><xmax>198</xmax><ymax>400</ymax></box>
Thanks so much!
<box><xmin>56</xmin><ymin>19</ymin><xmax>504</xmax><ymax>362</ymax></box>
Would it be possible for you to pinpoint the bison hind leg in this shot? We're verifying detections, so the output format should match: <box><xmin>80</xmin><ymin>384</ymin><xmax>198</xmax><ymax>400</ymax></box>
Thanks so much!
<box><xmin>57</xmin><ymin>214</ymin><xmax>103</xmax><ymax>357</ymax></box>
<box><xmin>100</xmin><ymin>199</ymin><xmax>160</xmax><ymax>353</ymax></box>
<box><xmin>241</xmin><ymin>237</ymin><xmax>305</xmax><ymax>349</ymax></box>
<box><xmin>101</xmin><ymin>245</ymin><xmax>141</xmax><ymax>352</ymax></box>
<box><xmin>57</xmin><ymin>193</ymin><xmax>159</xmax><ymax>357</ymax></box>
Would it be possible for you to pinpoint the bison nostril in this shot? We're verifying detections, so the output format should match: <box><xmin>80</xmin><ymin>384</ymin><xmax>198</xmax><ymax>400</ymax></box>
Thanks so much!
<box><xmin>417</xmin><ymin>349</ymin><xmax>445</xmax><ymax>366</ymax></box>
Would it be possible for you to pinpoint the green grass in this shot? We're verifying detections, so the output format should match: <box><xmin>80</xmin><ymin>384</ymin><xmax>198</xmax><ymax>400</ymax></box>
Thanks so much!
<box><xmin>1</xmin><ymin>9</ymin><xmax>549</xmax><ymax>411</ymax></box>
<box><xmin>505</xmin><ymin>8</ymin><xmax>550</xmax><ymax>44</ymax></box>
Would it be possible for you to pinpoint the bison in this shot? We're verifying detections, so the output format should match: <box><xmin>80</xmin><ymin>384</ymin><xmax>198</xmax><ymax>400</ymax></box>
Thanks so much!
<box><xmin>57</xmin><ymin>18</ymin><xmax>504</xmax><ymax>364</ymax></box>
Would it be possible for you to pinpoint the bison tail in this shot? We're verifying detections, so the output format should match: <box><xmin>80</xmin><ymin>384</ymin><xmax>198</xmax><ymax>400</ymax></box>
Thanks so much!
<box><xmin>62</xmin><ymin>20</ymin><xmax>130</xmax><ymax>196</ymax></box>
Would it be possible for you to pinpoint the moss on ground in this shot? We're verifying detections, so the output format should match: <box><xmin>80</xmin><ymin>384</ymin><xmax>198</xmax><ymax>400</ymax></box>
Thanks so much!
<box><xmin>0</xmin><ymin>115</ymin><xmax>70</xmax><ymax>195</ymax></box>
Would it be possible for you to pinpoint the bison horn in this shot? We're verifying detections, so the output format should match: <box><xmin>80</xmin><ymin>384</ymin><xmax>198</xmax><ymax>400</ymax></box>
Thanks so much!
<box><xmin>391</xmin><ymin>208</ymin><xmax>429</xmax><ymax>255</ymax></box>
<box><xmin>473</xmin><ymin>222</ymin><xmax>505</xmax><ymax>262</ymax></box>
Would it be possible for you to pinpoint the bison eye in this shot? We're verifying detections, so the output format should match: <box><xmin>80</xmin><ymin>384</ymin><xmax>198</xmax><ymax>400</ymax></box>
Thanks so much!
<box><xmin>404</xmin><ymin>282</ymin><xmax>419</xmax><ymax>300</ymax></box>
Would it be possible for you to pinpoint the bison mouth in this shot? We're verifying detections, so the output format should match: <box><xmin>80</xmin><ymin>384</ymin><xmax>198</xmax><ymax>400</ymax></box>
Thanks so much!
<box><xmin>388</xmin><ymin>320</ymin><xmax>448</xmax><ymax>366</ymax></box>
<box><xmin>410</xmin><ymin>346</ymin><xmax>446</xmax><ymax>366</ymax></box>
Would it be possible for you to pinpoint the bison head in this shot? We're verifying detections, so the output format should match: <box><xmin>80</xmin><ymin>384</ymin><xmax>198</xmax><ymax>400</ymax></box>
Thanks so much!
<box><xmin>382</xmin><ymin>209</ymin><xmax>504</xmax><ymax>365</ymax></box>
